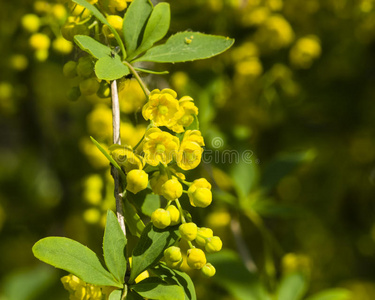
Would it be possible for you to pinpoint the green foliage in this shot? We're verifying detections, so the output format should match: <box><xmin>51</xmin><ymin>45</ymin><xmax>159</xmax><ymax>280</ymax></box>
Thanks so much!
<box><xmin>208</xmin><ymin>250</ymin><xmax>271</xmax><ymax>300</ymax></box>
<box><xmin>109</xmin><ymin>289</ymin><xmax>122</xmax><ymax>300</ymax></box>
<box><xmin>123</xmin><ymin>197</ymin><xmax>146</xmax><ymax>237</ymax></box>
<box><xmin>130</xmin><ymin>277</ymin><xmax>185</xmax><ymax>300</ymax></box>
<box><xmin>95</xmin><ymin>56</ymin><xmax>130</xmax><ymax>80</ymax></box>
<box><xmin>276</xmin><ymin>272</ymin><xmax>308</xmax><ymax>300</ymax></box>
<box><xmin>305</xmin><ymin>288</ymin><xmax>352</xmax><ymax>300</ymax></box>
<box><xmin>123</xmin><ymin>0</ymin><xmax>153</xmax><ymax>56</ymax></box>
<box><xmin>127</xmin><ymin>2</ymin><xmax>170</xmax><ymax>60</ymax></box>
<box><xmin>152</xmin><ymin>263</ymin><xmax>197</xmax><ymax>300</ymax></box>
<box><xmin>32</xmin><ymin>236</ymin><xmax>123</xmax><ymax>288</ymax></box>
<box><xmin>129</xmin><ymin>223</ymin><xmax>180</xmax><ymax>283</ymax></box>
<box><xmin>103</xmin><ymin>210</ymin><xmax>127</xmax><ymax>284</ymax></box>
<box><xmin>74</xmin><ymin>35</ymin><xmax>112</xmax><ymax>59</ymax></box>
<box><xmin>133</xmin><ymin>32</ymin><xmax>234</xmax><ymax>63</ymax></box>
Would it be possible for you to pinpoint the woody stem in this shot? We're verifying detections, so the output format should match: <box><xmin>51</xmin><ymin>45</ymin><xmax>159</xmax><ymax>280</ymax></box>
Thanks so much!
<box><xmin>111</xmin><ymin>79</ymin><xmax>126</xmax><ymax>236</ymax></box>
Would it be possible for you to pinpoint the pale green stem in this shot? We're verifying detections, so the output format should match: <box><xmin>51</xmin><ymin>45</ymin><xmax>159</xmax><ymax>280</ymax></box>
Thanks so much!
<box><xmin>123</xmin><ymin>61</ymin><xmax>150</xmax><ymax>97</ymax></box>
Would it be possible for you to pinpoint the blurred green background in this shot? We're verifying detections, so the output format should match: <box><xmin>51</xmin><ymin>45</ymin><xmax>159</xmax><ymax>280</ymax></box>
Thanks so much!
<box><xmin>1</xmin><ymin>0</ymin><xmax>375</xmax><ymax>299</ymax></box>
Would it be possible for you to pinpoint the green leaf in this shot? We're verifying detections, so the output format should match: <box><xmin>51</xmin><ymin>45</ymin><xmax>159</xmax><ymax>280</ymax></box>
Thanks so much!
<box><xmin>305</xmin><ymin>288</ymin><xmax>351</xmax><ymax>300</ymax></box>
<box><xmin>72</xmin><ymin>0</ymin><xmax>126</xmax><ymax>58</ymax></box>
<box><xmin>127</xmin><ymin>291</ymin><xmax>144</xmax><ymax>300</ymax></box>
<box><xmin>153</xmin><ymin>263</ymin><xmax>196</xmax><ymax>300</ymax></box>
<box><xmin>103</xmin><ymin>210</ymin><xmax>127</xmax><ymax>284</ymax></box>
<box><xmin>2</xmin><ymin>265</ymin><xmax>56</xmax><ymax>300</ymax></box>
<box><xmin>89</xmin><ymin>136</ymin><xmax>126</xmax><ymax>181</ymax></box>
<box><xmin>123</xmin><ymin>197</ymin><xmax>145</xmax><ymax>237</ymax></box>
<box><xmin>276</xmin><ymin>272</ymin><xmax>308</xmax><ymax>300</ymax></box>
<box><xmin>129</xmin><ymin>223</ymin><xmax>180</xmax><ymax>283</ymax></box>
<box><xmin>95</xmin><ymin>56</ymin><xmax>130</xmax><ymax>80</ymax></box>
<box><xmin>260</xmin><ymin>150</ymin><xmax>315</xmax><ymax>193</ymax></box>
<box><xmin>109</xmin><ymin>289</ymin><xmax>122</xmax><ymax>300</ymax></box>
<box><xmin>131</xmin><ymin>277</ymin><xmax>184</xmax><ymax>300</ymax></box>
<box><xmin>134</xmin><ymin>67</ymin><xmax>169</xmax><ymax>75</ymax></box>
<box><xmin>123</xmin><ymin>0</ymin><xmax>153</xmax><ymax>56</ymax></box>
<box><xmin>230</xmin><ymin>158</ymin><xmax>259</xmax><ymax>199</ymax></box>
<box><xmin>208</xmin><ymin>250</ymin><xmax>271</xmax><ymax>300</ymax></box>
<box><xmin>74</xmin><ymin>35</ymin><xmax>112</xmax><ymax>59</ymax></box>
<box><xmin>128</xmin><ymin>2</ymin><xmax>171</xmax><ymax>60</ymax></box>
<box><xmin>32</xmin><ymin>237</ymin><xmax>122</xmax><ymax>288</ymax></box>
<box><xmin>127</xmin><ymin>188</ymin><xmax>161</xmax><ymax>217</ymax></box>
<box><xmin>133</xmin><ymin>32</ymin><xmax>234</xmax><ymax>63</ymax></box>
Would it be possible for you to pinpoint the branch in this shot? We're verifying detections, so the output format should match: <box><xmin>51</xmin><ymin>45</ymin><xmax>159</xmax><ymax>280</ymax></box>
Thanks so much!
<box><xmin>111</xmin><ymin>79</ymin><xmax>126</xmax><ymax>236</ymax></box>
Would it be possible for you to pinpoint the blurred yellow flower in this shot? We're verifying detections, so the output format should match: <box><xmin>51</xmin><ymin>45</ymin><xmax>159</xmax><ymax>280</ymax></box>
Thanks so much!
<box><xmin>143</xmin><ymin>128</ymin><xmax>180</xmax><ymax>166</ymax></box>
<box><xmin>177</xmin><ymin>130</ymin><xmax>204</xmax><ymax>170</ymax></box>
<box><xmin>142</xmin><ymin>89</ymin><xmax>180</xmax><ymax>128</ymax></box>
<box><xmin>289</xmin><ymin>35</ymin><xmax>321</xmax><ymax>69</ymax></box>
<box><xmin>118</xmin><ymin>79</ymin><xmax>147</xmax><ymax>113</ymax></box>
<box><xmin>61</xmin><ymin>274</ymin><xmax>103</xmax><ymax>300</ymax></box>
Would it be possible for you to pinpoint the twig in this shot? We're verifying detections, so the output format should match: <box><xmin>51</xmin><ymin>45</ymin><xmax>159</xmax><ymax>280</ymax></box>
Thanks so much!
<box><xmin>111</xmin><ymin>80</ymin><xmax>126</xmax><ymax>236</ymax></box>
<box><xmin>230</xmin><ymin>216</ymin><xmax>257</xmax><ymax>272</ymax></box>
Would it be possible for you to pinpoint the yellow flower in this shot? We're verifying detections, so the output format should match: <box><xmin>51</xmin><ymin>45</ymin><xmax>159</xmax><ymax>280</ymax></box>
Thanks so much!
<box><xmin>142</xmin><ymin>89</ymin><xmax>180</xmax><ymax>128</ymax></box>
<box><xmin>187</xmin><ymin>248</ymin><xmax>206</xmax><ymax>269</ymax></box>
<box><xmin>177</xmin><ymin>130</ymin><xmax>204</xmax><ymax>170</ymax></box>
<box><xmin>109</xmin><ymin>144</ymin><xmax>144</xmax><ymax>172</ymax></box>
<box><xmin>126</xmin><ymin>169</ymin><xmax>149</xmax><ymax>194</ymax></box>
<box><xmin>170</xmin><ymin>96</ymin><xmax>199</xmax><ymax>133</ymax></box>
<box><xmin>143</xmin><ymin>128</ymin><xmax>180</xmax><ymax>166</ymax></box>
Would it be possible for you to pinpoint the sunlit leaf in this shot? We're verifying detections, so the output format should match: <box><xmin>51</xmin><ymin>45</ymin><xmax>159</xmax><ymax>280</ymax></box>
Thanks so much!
<box><xmin>133</xmin><ymin>32</ymin><xmax>234</xmax><ymax>63</ymax></box>
<box><xmin>32</xmin><ymin>237</ymin><xmax>122</xmax><ymax>288</ymax></box>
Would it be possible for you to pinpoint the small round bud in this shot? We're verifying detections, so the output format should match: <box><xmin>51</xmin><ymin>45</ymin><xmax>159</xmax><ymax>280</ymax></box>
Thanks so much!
<box><xmin>164</xmin><ymin>246</ymin><xmax>182</xmax><ymax>262</ymax></box>
<box><xmin>21</xmin><ymin>14</ymin><xmax>40</xmax><ymax>33</ymax></box>
<box><xmin>195</xmin><ymin>227</ymin><xmax>213</xmax><ymax>247</ymax></box>
<box><xmin>161</xmin><ymin>178</ymin><xmax>183</xmax><ymax>201</ymax></box>
<box><xmin>151</xmin><ymin>208</ymin><xmax>171</xmax><ymax>229</ymax></box>
<box><xmin>34</xmin><ymin>49</ymin><xmax>49</xmax><ymax>62</ymax></box>
<box><xmin>187</xmin><ymin>248</ymin><xmax>206</xmax><ymax>269</ymax></box>
<box><xmin>63</xmin><ymin>61</ymin><xmax>77</xmax><ymax>78</ymax></box>
<box><xmin>205</xmin><ymin>236</ymin><xmax>222</xmax><ymax>253</ymax></box>
<box><xmin>67</xmin><ymin>86</ymin><xmax>81</xmax><ymax>101</ymax></box>
<box><xmin>201</xmin><ymin>263</ymin><xmax>216</xmax><ymax>277</ymax></box>
<box><xmin>103</xmin><ymin>15</ymin><xmax>123</xmax><ymax>38</ymax></box>
<box><xmin>190</xmin><ymin>188</ymin><xmax>212</xmax><ymax>208</ymax></box>
<box><xmin>188</xmin><ymin>178</ymin><xmax>212</xmax><ymax>208</ymax></box>
<box><xmin>179</xmin><ymin>222</ymin><xmax>198</xmax><ymax>241</ymax></box>
<box><xmin>79</xmin><ymin>78</ymin><xmax>100</xmax><ymax>96</ymax></box>
<box><xmin>29</xmin><ymin>33</ymin><xmax>50</xmax><ymax>50</ymax></box>
<box><xmin>126</xmin><ymin>169</ymin><xmax>149</xmax><ymax>194</ymax></box>
<box><xmin>166</xmin><ymin>205</ymin><xmax>181</xmax><ymax>226</ymax></box>
<box><xmin>150</xmin><ymin>171</ymin><xmax>168</xmax><ymax>195</ymax></box>
<box><xmin>76</xmin><ymin>56</ymin><xmax>94</xmax><ymax>78</ymax></box>
<box><xmin>52</xmin><ymin>37</ymin><xmax>73</xmax><ymax>54</ymax></box>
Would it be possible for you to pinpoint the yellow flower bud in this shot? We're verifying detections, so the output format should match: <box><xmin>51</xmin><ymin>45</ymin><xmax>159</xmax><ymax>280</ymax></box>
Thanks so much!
<box><xmin>164</xmin><ymin>246</ymin><xmax>182</xmax><ymax>262</ymax></box>
<box><xmin>188</xmin><ymin>178</ymin><xmax>212</xmax><ymax>208</ymax></box>
<box><xmin>67</xmin><ymin>86</ymin><xmax>81</xmax><ymax>101</ymax></box>
<box><xmin>151</xmin><ymin>208</ymin><xmax>171</xmax><ymax>229</ymax></box>
<box><xmin>187</xmin><ymin>248</ymin><xmax>206</xmax><ymax>269</ymax></box>
<box><xmin>63</xmin><ymin>61</ymin><xmax>77</xmax><ymax>78</ymax></box>
<box><xmin>21</xmin><ymin>14</ymin><xmax>40</xmax><ymax>33</ymax></box>
<box><xmin>150</xmin><ymin>171</ymin><xmax>168</xmax><ymax>195</ymax></box>
<box><xmin>201</xmin><ymin>263</ymin><xmax>216</xmax><ymax>277</ymax></box>
<box><xmin>166</xmin><ymin>205</ymin><xmax>181</xmax><ymax>226</ymax></box>
<box><xmin>103</xmin><ymin>15</ymin><xmax>123</xmax><ymax>38</ymax></box>
<box><xmin>29</xmin><ymin>33</ymin><xmax>50</xmax><ymax>50</ymax></box>
<box><xmin>126</xmin><ymin>169</ymin><xmax>149</xmax><ymax>194</ymax></box>
<box><xmin>52</xmin><ymin>37</ymin><xmax>73</xmax><ymax>54</ymax></box>
<box><xmin>179</xmin><ymin>222</ymin><xmax>197</xmax><ymax>241</ymax></box>
<box><xmin>205</xmin><ymin>236</ymin><xmax>222</xmax><ymax>253</ymax></box>
<box><xmin>195</xmin><ymin>227</ymin><xmax>213</xmax><ymax>247</ymax></box>
<box><xmin>161</xmin><ymin>178</ymin><xmax>183</xmax><ymax>200</ymax></box>
<box><xmin>79</xmin><ymin>78</ymin><xmax>100</xmax><ymax>96</ymax></box>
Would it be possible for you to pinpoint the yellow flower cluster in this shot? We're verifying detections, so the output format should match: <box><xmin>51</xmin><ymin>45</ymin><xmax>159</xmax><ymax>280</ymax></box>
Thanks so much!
<box><xmin>61</xmin><ymin>274</ymin><xmax>113</xmax><ymax>300</ymax></box>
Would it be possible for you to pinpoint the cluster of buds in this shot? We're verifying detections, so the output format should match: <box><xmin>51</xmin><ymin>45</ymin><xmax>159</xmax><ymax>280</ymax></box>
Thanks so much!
<box><xmin>110</xmin><ymin>88</ymin><xmax>222</xmax><ymax>277</ymax></box>
<box><xmin>20</xmin><ymin>1</ymin><xmax>73</xmax><ymax>62</ymax></box>
<box><xmin>61</xmin><ymin>274</ymin><xmax>114</xmax><ymax>300</ymax></box>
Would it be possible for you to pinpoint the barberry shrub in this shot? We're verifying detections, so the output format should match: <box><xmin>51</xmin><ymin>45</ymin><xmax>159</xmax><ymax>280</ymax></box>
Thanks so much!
<box><xmin>32</xmin><ymin>0</ymin><xmax>234</xmax><ymax>299</ymax></box>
